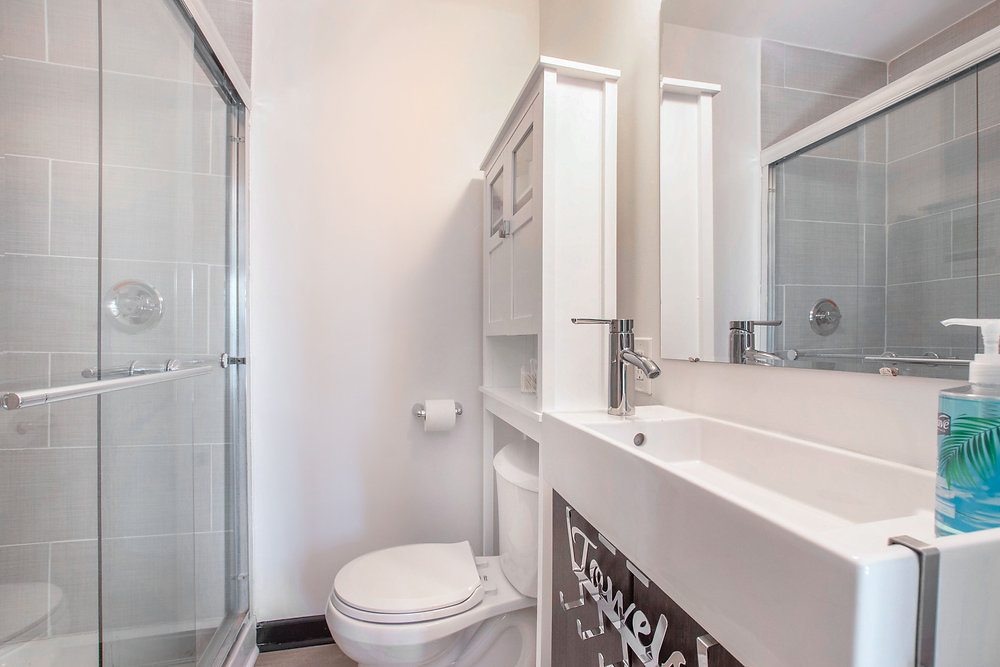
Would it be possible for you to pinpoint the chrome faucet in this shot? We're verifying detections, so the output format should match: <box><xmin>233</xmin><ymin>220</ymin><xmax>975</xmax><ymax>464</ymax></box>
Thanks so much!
<box><xmin>572</xmin><ymin>318</ymin><xmax>661</xmax><ymax>416</ymax></box>
<box><xmin>729</xmin><ymin>320</ymin><xmax>783</xmax><ymax>365</ymax></box>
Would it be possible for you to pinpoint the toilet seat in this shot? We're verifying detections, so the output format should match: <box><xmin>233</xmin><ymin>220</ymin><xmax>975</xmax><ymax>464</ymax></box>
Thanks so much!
<box><xmin>332</xmin><ymin>542</ymin><xmax>485</xmax><ymax>624</ymax></box>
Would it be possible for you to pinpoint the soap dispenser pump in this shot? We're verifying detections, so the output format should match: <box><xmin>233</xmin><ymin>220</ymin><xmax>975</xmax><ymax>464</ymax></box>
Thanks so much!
<box><xmin>935</xmin><ymin>318</ymin><xmax>1000</xmax><ymax>536</ymax></box>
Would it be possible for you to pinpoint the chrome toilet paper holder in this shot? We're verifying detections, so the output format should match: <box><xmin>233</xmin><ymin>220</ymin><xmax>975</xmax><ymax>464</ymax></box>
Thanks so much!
<box><xmin>412</xmin><ymin>402</ymin><xmax>463</xmax><ymax>420</ymax></box>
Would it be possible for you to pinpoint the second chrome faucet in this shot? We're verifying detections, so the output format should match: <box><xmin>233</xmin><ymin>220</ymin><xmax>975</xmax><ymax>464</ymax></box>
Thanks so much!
<box><xmin>572</xmin><ymin>318</ymin><xmax>661</xmax><ymax>416</ymax></box>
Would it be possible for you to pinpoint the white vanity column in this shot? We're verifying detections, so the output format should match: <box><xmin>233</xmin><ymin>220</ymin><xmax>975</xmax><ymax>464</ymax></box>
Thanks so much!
<box><xmin>659</xmin><ymin>77</ymin><xmax>721</xmax><ymax>362</ymax></box>
<box><xmin>478</xmin><ymin>57</ymin><xmax>619</xmax><ymax>586</ymax></box>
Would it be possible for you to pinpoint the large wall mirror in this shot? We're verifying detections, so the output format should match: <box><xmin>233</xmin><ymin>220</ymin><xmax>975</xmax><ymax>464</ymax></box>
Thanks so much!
<box><xmin>659</xmin><ymin>0</ymin><xmax>1000</xmax><ymax>380</ymax></box>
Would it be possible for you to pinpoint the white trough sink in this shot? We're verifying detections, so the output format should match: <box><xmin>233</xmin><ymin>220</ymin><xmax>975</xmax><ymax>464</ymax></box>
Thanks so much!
<box><xmin>542</xmin><ymin>405</ymin><xmax>1000</xmax><ymax>667</ymax></box>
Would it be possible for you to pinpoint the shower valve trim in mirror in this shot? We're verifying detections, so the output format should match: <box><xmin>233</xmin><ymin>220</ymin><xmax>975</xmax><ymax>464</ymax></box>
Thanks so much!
<box><xmin>809</xmin><ymin>299</ymin><xmax>842</xmax><ymax>337</ymax></box>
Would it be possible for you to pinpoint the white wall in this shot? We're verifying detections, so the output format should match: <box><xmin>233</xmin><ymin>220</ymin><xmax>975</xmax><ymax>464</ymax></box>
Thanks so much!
<box><xmin>650</xmin><ymin>23</ymin><xmax>953</xmax><ymax>471</ymax></box>
<box><xmin>248</xmin><ymin>0</ymin><xmax>539</xmax><ymax>621</ymax></box>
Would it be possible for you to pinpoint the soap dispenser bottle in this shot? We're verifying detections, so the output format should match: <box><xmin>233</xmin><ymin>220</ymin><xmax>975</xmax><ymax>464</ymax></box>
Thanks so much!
<box><xmin>936</xmin><ymin>318</ymin><xmax>1000</xmax><ymax>536</ymax></box>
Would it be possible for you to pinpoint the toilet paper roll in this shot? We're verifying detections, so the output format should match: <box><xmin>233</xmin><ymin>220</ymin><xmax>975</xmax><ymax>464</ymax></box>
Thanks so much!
<box><xmin>423</xmin><ymin>399</ymin><xmax>457</xmax><ymax>432</ymax></box>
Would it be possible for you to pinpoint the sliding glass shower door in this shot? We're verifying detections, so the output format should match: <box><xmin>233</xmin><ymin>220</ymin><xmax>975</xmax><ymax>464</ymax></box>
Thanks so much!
<box><xmin>1</xmin><ymin>0</ymin><xmax>248</xmax><ymax>664</ymax></box>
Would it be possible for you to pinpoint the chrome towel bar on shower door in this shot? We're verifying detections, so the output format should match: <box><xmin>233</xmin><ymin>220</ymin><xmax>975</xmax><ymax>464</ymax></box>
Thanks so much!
<box><xmin>1</xmin><ymin>359</ymin><xmax>223</xmax><ymax>410</ymax></box>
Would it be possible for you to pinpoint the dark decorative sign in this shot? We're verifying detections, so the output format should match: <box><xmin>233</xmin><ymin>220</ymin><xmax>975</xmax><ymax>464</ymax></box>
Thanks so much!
<box><xmin>552</xmin><ymin>491</ymin><xmax>744</xmax><ymax>667</ymax></box>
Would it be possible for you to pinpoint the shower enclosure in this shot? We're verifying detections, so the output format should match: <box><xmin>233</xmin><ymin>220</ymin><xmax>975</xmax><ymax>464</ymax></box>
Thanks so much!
<box><xmin>1</xmin><ymin>0</ymin><xmax>249</xmax><ymax>664</ymax></box>
<box><xmin>767</xmin><ymin>54</ymin><xmax>1000</xmax><ymax>379</ymax></box>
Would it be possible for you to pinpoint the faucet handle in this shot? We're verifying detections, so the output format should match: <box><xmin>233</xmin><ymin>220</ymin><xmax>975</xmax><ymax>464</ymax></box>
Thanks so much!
<box><xmin>572</xmin><ymin>317</ymin><xmax>634</xmax><ymax>333</ymax></box>
<box><xmin>729</xmin><ymin>319</ymin><xmax>782</xmax><ymax>332</ymax></box>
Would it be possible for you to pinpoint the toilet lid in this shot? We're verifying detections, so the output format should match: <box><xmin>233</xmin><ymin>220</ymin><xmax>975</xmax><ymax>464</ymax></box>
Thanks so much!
<box><xmin>333</xmin><ymin>541</ymin><xmax>484</xmax><ymax>622</ymax></box>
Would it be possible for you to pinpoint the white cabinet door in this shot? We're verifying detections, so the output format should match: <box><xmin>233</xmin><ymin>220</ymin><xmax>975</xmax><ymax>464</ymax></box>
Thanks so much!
<box><xmin>508</xmin><ymin>105</ymin><xmax>541</xmax><ymax>334</ymax></box>
<box><xmin>485</xmin><ymin>159</ymin><xmax>511</xmax><ymax>335</ymax></box>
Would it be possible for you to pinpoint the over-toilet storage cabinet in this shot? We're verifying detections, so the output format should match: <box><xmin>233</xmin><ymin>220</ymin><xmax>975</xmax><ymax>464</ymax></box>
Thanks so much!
<box><xmin>478</xmin><ymin>56</ymin><xmax>619</xmax><ymax>561</ymax></box>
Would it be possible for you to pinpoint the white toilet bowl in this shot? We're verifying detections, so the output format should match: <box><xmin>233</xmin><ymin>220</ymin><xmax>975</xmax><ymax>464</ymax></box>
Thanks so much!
<box><xmin>325</xmin><ymin>440</ymin><xmax>539</xmax><ymax>667</ymax></box>
<box><xmin>325</xmin><ymin>552</ymin><xmax>534</xmax><ymax>666</ymax></box>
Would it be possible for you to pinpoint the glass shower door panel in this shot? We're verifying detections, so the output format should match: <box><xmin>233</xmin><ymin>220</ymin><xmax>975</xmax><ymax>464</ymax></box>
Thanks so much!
<box><xmin>770</xmin><ymin>125</ymin><xmax>871</xmax><ymax>372</ymax></box>
<box><xmin>1</xmin><ymin>0</ymin><xmax>101</xmax><ymax>662</ymax></box>
<box><xmin>884</xmin><ymin>69</ymin><xmax>979</xmax><ymax>378</ymax></box>
<box><xmin>979</xmin><ymin>59</ymin><xmax>1000</xmax><ymax>324</ymax></box>
<box><xmin>99</xmin><ymin>0</ymin><xmax>233</xmax><ymax>663</ymax></box>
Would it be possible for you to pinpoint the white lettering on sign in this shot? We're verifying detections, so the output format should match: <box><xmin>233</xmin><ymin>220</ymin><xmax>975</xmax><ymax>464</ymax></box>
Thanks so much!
<box><xmin>560</xmin><ymin>507</ymin><xmax>687</xmax><ymax>667</ymax></box>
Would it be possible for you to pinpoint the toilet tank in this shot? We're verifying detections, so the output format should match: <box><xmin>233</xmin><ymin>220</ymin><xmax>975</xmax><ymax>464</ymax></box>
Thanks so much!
<box><xmin>493</xmin><ymin>439</ymin><xmax>539</xmax><ymax>598</ymax></box>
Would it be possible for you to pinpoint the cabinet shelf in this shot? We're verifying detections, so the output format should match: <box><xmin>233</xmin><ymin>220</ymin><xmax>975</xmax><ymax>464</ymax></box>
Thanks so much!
<box><xmin>479</xmin><ymin>386</ymin><xmax>542</xmax><ymax>441</ymax></box>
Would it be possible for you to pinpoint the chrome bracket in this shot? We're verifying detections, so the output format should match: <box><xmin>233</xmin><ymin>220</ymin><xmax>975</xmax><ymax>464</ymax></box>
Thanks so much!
<box><xmin>697</xmin><ymin>634</ymin><xmax>719</xmax><ymax>667</ymax></box>
<box><xmin>889</xmin><ymin>535</ymin><xmax>939</xmax><ymax>667</ymax></box>
<box><xmin>220</xmin><ymin>353</ymin><xmax>246</xmax><ymax>368</ymax></box>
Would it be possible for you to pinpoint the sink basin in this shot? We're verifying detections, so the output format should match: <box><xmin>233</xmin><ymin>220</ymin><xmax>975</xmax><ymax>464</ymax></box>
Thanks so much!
<box><xmin>542</xmin><ymin>406</ymin><xmax>938</xmax><ymax>667</ymax></box>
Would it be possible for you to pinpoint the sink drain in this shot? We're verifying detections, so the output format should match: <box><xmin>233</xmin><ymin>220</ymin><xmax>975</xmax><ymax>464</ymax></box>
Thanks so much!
<box><xmin>633</xmin><ymin>433</ymin><xmax>645</xmax><ymax>446</ymax></box>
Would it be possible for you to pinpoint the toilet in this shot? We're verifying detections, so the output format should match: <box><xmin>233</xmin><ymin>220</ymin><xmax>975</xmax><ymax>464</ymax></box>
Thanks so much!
<box><xmin>325</xmin><ymin>440</ymin><xmax>539</xmax><ymax>666</ymax></box>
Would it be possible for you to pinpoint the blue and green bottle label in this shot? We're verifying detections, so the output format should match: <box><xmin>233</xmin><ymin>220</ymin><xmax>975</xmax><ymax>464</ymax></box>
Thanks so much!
<box><xmin>936</xmin><ymin>394</ymin><xmax>1000</xmax><ymax>536</ymax></box>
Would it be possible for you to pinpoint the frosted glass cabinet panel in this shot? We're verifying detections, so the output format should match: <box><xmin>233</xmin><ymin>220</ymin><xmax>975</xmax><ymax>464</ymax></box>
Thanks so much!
<box><xmin>484</xmin><ymin>101</ymin><xmax>541</xmax><ymax>336</ymax></box>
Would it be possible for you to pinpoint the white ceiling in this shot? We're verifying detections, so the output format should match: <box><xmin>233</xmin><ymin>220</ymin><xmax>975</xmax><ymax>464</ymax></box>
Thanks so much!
<box><xmin>660</xmin><ymin>0</ymin><xmax>993</xmax><ymax>61</ymax></box>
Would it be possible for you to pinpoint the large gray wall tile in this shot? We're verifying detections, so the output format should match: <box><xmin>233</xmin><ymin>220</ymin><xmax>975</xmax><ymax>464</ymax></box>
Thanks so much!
<box><xmin>101</xmin><ymin>534</ymin><xmax>194</xmax><ymax>631</ymax></box>
<box><xmin>886</xmin><ymin>278</ymin><xmax>977</xmax><ymax>349</ymax></box>
<box><xmin>2</xmin><ymin>0</ymin><xmax>46</xmax><ymax>60</ymax></box>
<box><xmin>982</xmin><ymin>274</ymin><xmax>1000</xmax><ymax>318</ymax></box>
<box><xmin>101</xmin><ymin>167</ymin><xmax>226</xmax><ymax>264</ymax></box>
<box><xmin>979</xmin><ymin>125</ymin><xmax>1000</xmax><ymax>203</ymax></box>
<box><xmin>887</xmin><ymin>81</ymin><xmax>955</xmax><ymax>162</ymax></box>
<box><xmin>0</xmin><ymin>448</ymin><xmax>97</xmax><ymax>545</ymax></box>
<box><xmin>4</xmin><ymin>254</ymin><xmax>97</xmax><ymax>352</ymax></box>
<box><xmin>977</xmin><ymin>200</ymin><xmax>1000</xmax><ymax>276</ymax></box>
<box><xmin>860</xmin><ymin>287</ymin><xmax>886</xmax><ymax>349</ymax></box>
<box><xmin>775</xmin><ymin>219</ymin><xmax>861</xmax><ymax>286</ymax></box>
<box><xmin>979</xmin><ymin>59</ymin><xmax>1000</xmax><ymax>130</ymax></box>
<box><xmin>101</xmin><ymin>0</ymin><xmax>206</xmax><ymax>84</ymax></box>
<box><xmin>887</xmin><ymin>134</ymin><xmax>976</xmax><ymax>223</ymax></box>
<box><xmin>101</xmin><ymin>445</ymin><xmax>197</xmax><ymax>538</ymax></box>
<box><xmin>46</xmin><ymin>0</ymin><xmax>99</xmax><ymax>68</ymax></box>
<box><xmin>802</xmin><ymin>127</ymin><xmax>860</xmax><ymax>161</ymax></box>
<box><xmin>864</xmin><ymin>224</ymin><xmax>886</xmax><ymax>286</ymax></box>
<box><xmin>761</xmin><ymin>40</ymin><xmax>784</xmax><ymax>87</ymax></box>
<box><xmin>4</xmin><ymin>59</ymin><xmax>99</xmax><ymax>162</ymax></box>
<box><xmin>195</xmin><ymin>531</ymin><xmax>226</xmax><ymax>624</ymax></box>
<box><xmin>859</xmin><ymin>163</ymin><xmax>886</xmax><ymax>225</ymax></box>
<box><xmin>50</xmin><ymin>539</ymin><xmax>98</xmax><ymax>635</ymax></box>
<box><xmin>890</xmin><ymin>1</ymin><xmax>1000</xmax><ymax>82</ymax></box>
<box><xmin>951</xmin><ymin>205</ymin><xmax>979</xmax><ymax>278</ymax></box>
<box><xmin>783</xmin><ymin>44</ymin><xmax>886</xmax><ymax>99</ymax></box>
<box><xmin>783</xmin><ymin>155</ymin><xmax>859</xmax><ymax>223</ymax></box>
<box><xmin>0</xmin><ymin>543</ymin><xmax>47</xmax><ymax>584</ymax></box>
<box><xmin>1</xmin><ymin>155</ymin><xmax>49</xmax><ymax>254</ymax></box>
<box><xmin>102</xmin><ymin>73</ymin><xmax>212</xmax><ymax>172</ymax></box>
<box><xmin>887</xmin><ymin>213</ymin><xmax>952</xmax><ymax>285</ymax></box>
<box><xmin>863</xmin><ymin>115</ymin><xmax>887</xmax><ymax>163</ymax></box>
<box><xmin>50</xmin><ymin>160</ymin><xmax>98</xmax><ymax>258</ymax></box>
<box><xmin>762</xmin><ymin>85</ymin><xmax>856</xmax><ymax>147</ymax></box>
<box><xmin>956</xmin><ymin>73</ymin><xmax>978</xmax><ymax>138</ymax></box>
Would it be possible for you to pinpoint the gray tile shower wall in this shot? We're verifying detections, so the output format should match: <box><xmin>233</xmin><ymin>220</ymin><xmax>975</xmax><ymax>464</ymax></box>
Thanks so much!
<box><xmin>884</xmin><ymin>67</ymin><xmax>986</xmax><ymax>354</ymax></box>
<box><xmin>0</xmin><ymin>0</ymin><xmax>248</xmax><ymax>642</ymax></box>
<box><xmin>761</xmin><ymin>41</ymin><xmax>887</xmax><ymax>147</ymax></box>
<box><xmin>889</xmin><ymin>1</ymin><xmax>1000</xmax><ymax>83</ymax></box>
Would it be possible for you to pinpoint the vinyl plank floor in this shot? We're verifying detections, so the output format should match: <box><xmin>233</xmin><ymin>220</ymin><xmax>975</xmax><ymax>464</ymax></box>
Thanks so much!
<box><xmin>255</xmin><ymin>644</ymin><xmax>357</xmax><ymax>666</ymax></box>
